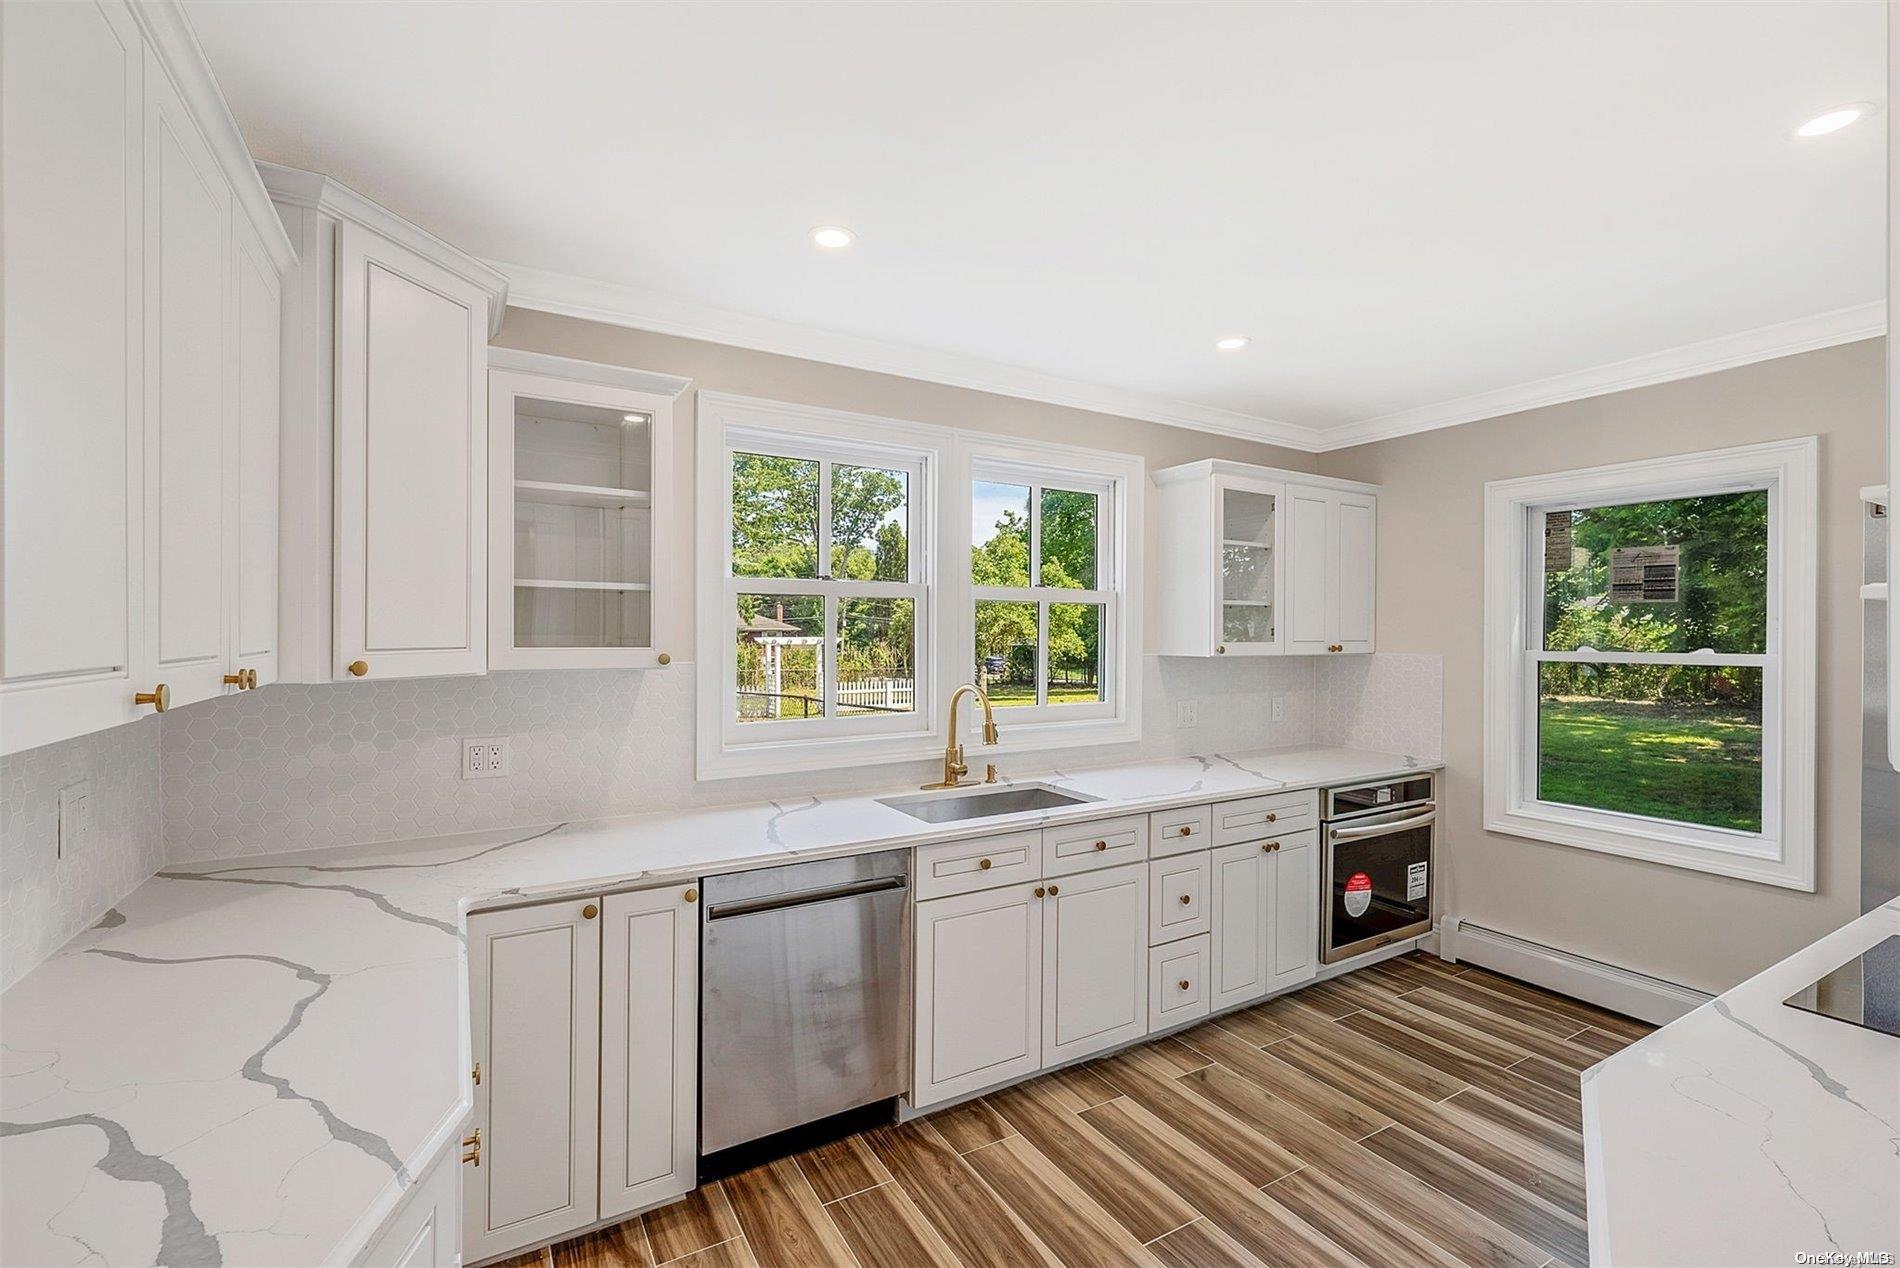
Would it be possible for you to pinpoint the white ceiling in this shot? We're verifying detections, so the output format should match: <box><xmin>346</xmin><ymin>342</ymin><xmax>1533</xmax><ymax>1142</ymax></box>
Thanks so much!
<box><xmin>186</xmin><ymin>0</ymin><xmax>1887</xmax><ymax>450</ymax></box>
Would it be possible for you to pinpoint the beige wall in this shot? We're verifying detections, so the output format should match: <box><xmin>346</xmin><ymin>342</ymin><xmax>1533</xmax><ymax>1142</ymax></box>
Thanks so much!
<box><xmin>493</xmin><ymin>307</ymin><xmax>1321</xmax><ymax>658</ymax></box>
<box><xmin>1319</xmin><ymin>338</ymin><xmax>1883</xmax><ymax>993</ymax></box>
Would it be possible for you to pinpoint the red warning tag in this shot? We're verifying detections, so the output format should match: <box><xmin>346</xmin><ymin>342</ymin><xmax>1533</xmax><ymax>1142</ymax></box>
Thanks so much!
<box><xmin>1344</xmin><ymin>871</ymin><xmax>1373</xmax><ymax>918</ymax></box>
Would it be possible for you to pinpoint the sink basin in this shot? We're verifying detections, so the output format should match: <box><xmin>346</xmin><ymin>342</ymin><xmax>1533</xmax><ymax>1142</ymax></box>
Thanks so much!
<box><xmin>879</xmin><ymin>782</ymin><xmax>1095</xmax><ymax>824</ymax></box>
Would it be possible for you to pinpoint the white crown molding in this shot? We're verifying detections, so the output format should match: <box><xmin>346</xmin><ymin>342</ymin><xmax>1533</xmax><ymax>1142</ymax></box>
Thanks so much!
<box><xmin>1316</xmin><ymin>301</ymin><xmax>1886</xmax><ymax>452</ymax></box>
<box><xmin>486</xmin><ymin>260</ymin><xmax>1328</xmax><ymax>451</ymax></box>
<box><xmin>487</xmin><ymin>346</ymin><xmax>691</xmax><ymax>398</ymax></box>
<box><xmin>129</xmin><ymin>0</ymin><xmax>297</xmax><ymax>275</ymax></box>
<box><xmin>261</xmin><ymin>163</ymin><xmax>510</xmax><ymax>336</ymax></box>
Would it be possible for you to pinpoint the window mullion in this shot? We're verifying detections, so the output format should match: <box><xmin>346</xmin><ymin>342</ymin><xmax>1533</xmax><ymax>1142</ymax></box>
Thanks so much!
<box><xmin>816</xmin><ymin>459</ymin><xmax>834</xmax><ymax>580</ymax></box>
<box><xmin>1036</xmin><ymin>600</ymin><xmax>1050</xmax><ymax>708</ymax></box>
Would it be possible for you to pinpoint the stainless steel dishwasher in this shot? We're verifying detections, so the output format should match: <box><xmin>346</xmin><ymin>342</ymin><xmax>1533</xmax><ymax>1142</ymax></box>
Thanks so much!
<box><xmin>699</xmin><ymin>850</ymin><xmax>909</xmax><ymax>1172</ymax></box>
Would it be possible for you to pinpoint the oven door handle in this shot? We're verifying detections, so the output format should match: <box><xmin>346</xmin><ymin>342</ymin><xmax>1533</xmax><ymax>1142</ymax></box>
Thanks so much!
<box><xmin>1329</xmin><ymin>808</ymin><xmax>1437</xmax><ymax>841</ymax></box>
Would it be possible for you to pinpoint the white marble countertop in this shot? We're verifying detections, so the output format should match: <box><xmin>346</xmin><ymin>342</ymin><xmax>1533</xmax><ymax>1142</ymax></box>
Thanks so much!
<box><xmin>1582</xmin><ymin>895</ymin><xmax>1900</xmax><ymax>1267</ymax></box>
<box><xmin>0</xmin><ymin>744</ymin><xmax>1430</xmax><ymax>1268</ymax></box>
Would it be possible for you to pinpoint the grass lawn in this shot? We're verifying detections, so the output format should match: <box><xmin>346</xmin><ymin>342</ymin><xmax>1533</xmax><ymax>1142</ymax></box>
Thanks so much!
<box><xmin>987</xmin><ymin>681</ymin><xmax>1101</xmax><ymax>707</ymax></box>
<box><xmin>1538</xmin><ymin>698</ymin><xmax>1762</xmax><ymax>833</ymax></box>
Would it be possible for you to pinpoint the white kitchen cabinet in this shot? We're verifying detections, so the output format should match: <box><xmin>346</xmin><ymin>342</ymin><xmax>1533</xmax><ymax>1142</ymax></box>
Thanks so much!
<box><xmin>263</xmin><ymin>164</ymin><xmax>508</xmax><ymax>684</ymax></box>
<box><xmin>1041</xmin><ymin>863</ymin><xmax>1149</xmax><ymax>1067</ymax></box>
<box><xmin>598</xmin><ymin>883</ymin><xmax>698</xmax><ymax>1222</ymax></box>
<box><xmin>912</xmin><ymin>880</ymin><xmax>1044</xmax><ymax>1108</ymax></box>
<box><xmin>0</xmin><ymin>0</ymin><xmax>291</xmax><ymax>755</ymax></box>
<box><xmin>464</xmin><ymin>897</ymin><xmax>602</xmax><ymax>1263</ymax></box>
<box><xmin>144</xmin><ymin>50</ymin><xmax>231</xmax><ymax>712</ymax></box>
<box><xmin>1285</xmin><ymin>484</ymin><xmax>1377</xmax><ymax>656</ymax></box>
<box><xmin>1153</xmin><ymin>460</ymin><xmax>1377</xmax><ymax>659</ymax></box>
<box><xmin>1147</xmin><ymin>852</ymin><xmax>1210</xmax><ymax>945</ymax></box>
<box><xmin>488</xmin><ymin>350</ymin><xmax>689</xmax><ymax>670</ymax></box>
<box><xmin>1267</xmin><ymin>830</ymin><xmax>1320</xmax><ymax>990</ymax></box>
<box><xmin>1207</xmin><ymin>841</ymin><xmax>1268</xmax><ymax>1012</ymax></box>
<box><xmin>230</xmin><ymin>216</ymin><xmax>282</xmax><ymax>689</ymax></box>
<box><xmin>1148</xmin><ymin>933</ymin><xmax>1211</xmax><ymax>1031</ymax></box>
<box><xmin>334</xmin><ymin>221</ymin><xmax>490</xmax><ymax>681</ymax></box>
<box><xmin>356</xmin><ymin>1137</ymin><xmax>460</xmax><ymax>1268</ymax></box>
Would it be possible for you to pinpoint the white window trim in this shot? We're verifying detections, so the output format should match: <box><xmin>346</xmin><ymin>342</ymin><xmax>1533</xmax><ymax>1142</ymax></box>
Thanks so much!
<box><xmin>1481</xmin><ymin>437</ymin><xmax>1817</xmax><ymax>891</ymax></box>
<box><xmin>696</xmin><ymin>392</ymin><xmax>1142</xmax><ymax>780</ymax></box>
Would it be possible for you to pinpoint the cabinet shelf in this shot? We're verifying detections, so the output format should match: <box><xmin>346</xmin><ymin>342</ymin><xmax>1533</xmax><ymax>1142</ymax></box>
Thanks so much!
<box><xmin>516</xmin><ymin>578</ymin><xmax>652</xmax><ymax>592</ymax></box>
<box><xmin>515</xmin><ymin>480</ymin><xmax>652</xmax><ymax>510</ymax></box>
<box><xmin>1223</xmin><ymin>539</ymin><xmax>1273</xmax><ymax>550</ymax></box>
<box><xmin>1221</xmin><ymin>599</ymin><xmax>1273</xmax><ymax>607</ymax></box>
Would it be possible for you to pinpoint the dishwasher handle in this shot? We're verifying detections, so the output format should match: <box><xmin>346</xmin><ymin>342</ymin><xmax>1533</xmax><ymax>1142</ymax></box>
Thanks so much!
<box><xmin>705</xmin><ymin>874</ymin><xmax>906</xmax><ymax>921</ymax></box>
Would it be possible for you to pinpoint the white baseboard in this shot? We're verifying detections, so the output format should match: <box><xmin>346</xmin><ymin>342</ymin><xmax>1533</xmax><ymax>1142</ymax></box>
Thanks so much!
<box><xmin>1439</xmin><ymin>917</ymin><xmax>1709</xmax><ymax>1026</ymax></box>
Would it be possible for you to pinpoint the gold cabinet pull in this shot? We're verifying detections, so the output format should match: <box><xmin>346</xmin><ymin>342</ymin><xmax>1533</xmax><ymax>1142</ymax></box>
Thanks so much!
<box><xmin>582</xmin><ymin>903</ymin><xmax>599</xmax><ymax>920</ymax></box>
<box><xmin>1179</xmin><ymin>893</ymin><xmax>1192</xmax><ymax>905</ymax></box>
<box><xmin>657</xmin><ymin>652</ymin><xmax>672</xmax><ymax>665</ymax></box>
<box><xmin>1033</xmin><ymin>886</ymin><xmax>1046</xmax><ymax>898</ymax></box>
<box><xmin>1175</xmin><ymin>825</ymin><xmax>1193</xmax><ymax>837</ymax></box>
<box><xmin>1265</xmin><ymin>812</ymin><xmax>1277</xmax><ymax>823</ymax></box>
<box><xmin>461</xmin><ymin>1128</ymin><xmax>481</xmax><ymax>1167</ymax></box>
<box><xmin>243</xmin><ymin>668</ymin><xmax>257</xmax><ymax>689</ymax></box>
<box><xmin>347</xmin><ymin>660</ymin><xmax>369</xmax><ymax>677</ymax></box>
<box><xmin>1216</xmin><ymin>644</ymin><xmax>1226</xmax><ymax>654</ymax></box>
<box><xmin>1178</xmin><ymin>979</ymin><xmax>1190</xmax><ymax>991</ymax></box>
<box><xmin>683</xmin><ymin>887</ymin><xmax>698</xmax><ymax>903</ymax></box>
<box><xmin>134</xmin><ymin>684</ymin><xmax>169</xmax><ymax>712</ymax></box>
<box><xmin>1046</xmin><ymin>884</ymin><xmax>1060</xmax><ymax>896</ymax></box>
<box><xmin>978</xmin><ymin>858</ymin><xmax>992</xmax><ymax>870</ymax></box>
<box><xmin>1093</xmin><ymin>840</ymin><xmax>1108</xmax><ymax>851</ymax></box>
<box><xmin>471</xmin><ymin>1063</ymin><xmax>481</xmax><ymax>1086</ymax></box>
<box><xmin>223</xmin><ymin>674</ymin><xmax>244</xmax><ymax>687</ymax></box>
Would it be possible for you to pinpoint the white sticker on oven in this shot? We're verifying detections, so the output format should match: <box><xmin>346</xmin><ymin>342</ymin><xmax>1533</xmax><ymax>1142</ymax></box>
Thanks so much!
<box><xmin>1344</xmin><ymin>872</ymin><xmax>1373</xmax><ymax>918</ymax></box>
<box><xmin>1406</xmin><ymin>861</ymin><xmax>1428</xmax><ymax>902</ymax></box>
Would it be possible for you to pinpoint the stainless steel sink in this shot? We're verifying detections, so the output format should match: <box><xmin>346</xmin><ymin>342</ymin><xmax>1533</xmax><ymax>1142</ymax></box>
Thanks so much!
<box><xmin>879</xmin><ymin>782</ymin><xmax>1095</xmax><ymax>824</ymax></box>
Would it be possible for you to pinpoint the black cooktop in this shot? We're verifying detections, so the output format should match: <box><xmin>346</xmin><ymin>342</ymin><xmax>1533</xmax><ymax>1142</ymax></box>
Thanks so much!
<box><xmin>1782</xmin><ymin>934</ymin><xmax>1900</xmax><ymax>1038</ymax></box>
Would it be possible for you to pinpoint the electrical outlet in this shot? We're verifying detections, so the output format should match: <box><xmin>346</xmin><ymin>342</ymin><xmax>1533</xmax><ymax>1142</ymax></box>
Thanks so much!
<box><xmin>1175</xmin><ymin>699</ymin><xmax>1199</xmax><ymax>728</ymax></box>
<box><xmin>462</xmin><ymin>737</ymin><xmax>511</xmax><ymax>780</ymax></box>
<box><xmin>57</xmin><ymin>781</ymin><xmax>91</xmax><ymax>860</ymax></box>
<box><xmin>1271</xmin><ymin>696</ymin><xmax>1288</xmax><ymax>723</ymax></box>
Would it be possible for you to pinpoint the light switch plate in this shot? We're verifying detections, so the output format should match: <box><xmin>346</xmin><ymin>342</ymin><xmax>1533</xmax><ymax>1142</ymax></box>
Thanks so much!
<box><xmin>57</xmin><ymin>781</ymin><xmax>91</xmax><ymax>859</ymax></box>
<box><xmin>1175</xmin><ymin>699</ymin><xmax>1199</xmax><ymax>728</ymax></box>
<box><xmin>462</xmin><ymin>737</ymin><xmax>511</xmax><ymax>780</ymax></box>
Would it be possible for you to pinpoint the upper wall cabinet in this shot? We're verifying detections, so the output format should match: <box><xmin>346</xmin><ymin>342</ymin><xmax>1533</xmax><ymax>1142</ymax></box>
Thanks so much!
<box><xmin>1152</xmin><ymin>460</ymin><xmax>1377</xmax><ymax>659</ymax></box>
<box><xmin>487</xmin><ymin>350</ymin><xmax>688</xmax><ymax>670</ymax></box>
<box><xmin>0</xmin><ymin>0</ymin><xmax>294</xmax><ymax>756</ymax></box>
<box><xmin>263</xmin><ymin>165</ymin><xmax>508</xmax><ymax>684</ymax></box>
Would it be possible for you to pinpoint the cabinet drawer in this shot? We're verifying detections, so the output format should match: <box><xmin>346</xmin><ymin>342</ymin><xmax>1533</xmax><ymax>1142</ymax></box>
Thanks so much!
<box><xmin>1211</xmin><ymin>791</ymin><xmax>1317</xmax><ymax>846</ymax></box>
<box><xmin>1148</xmin><ymin>935</ymin><xmax>1212</xmax><ymax>1032</ymax></box>
<box><xmin>1148</xmin><ymin>853</ymin><xmax>1211</xmax><ymax>945</ymax></box>
<box><xmin>1149</xmin><ymin>804</ymin><xmax>1213</xmax><ymax>857</ymax></box>
<box><xmin>1042</xmin><ymin>815</ymin><xmax>1149</xmax><ymax>877</ymax></box>
<box><xmin>915</xmin><ymin>830</ymin><xmax>1041</xmax><ymax>900</ymax></box>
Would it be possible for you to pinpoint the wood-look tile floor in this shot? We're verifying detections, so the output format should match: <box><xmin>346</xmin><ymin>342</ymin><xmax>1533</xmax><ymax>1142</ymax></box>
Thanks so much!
<box><xmin>508</xmin><ymin>953</ymin><xmax>1653</xmax><ymax>1268</ymax></box>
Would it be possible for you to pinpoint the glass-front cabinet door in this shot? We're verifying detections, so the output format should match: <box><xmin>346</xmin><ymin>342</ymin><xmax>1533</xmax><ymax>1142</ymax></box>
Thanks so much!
<box><xmin>1213</xmin><ymin>476</ymin><xmax>1283</xmax><ymax>655</ymax></box>
<box><xmin>487</xmin><ymin>354</ymin><xmax>685</xmax><ymax>669</ymax></box>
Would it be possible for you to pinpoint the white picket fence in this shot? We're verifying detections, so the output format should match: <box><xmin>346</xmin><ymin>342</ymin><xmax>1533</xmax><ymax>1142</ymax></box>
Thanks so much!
<box><xmin>836</xmin><ymin>677</ymin><xmax>916</xmax><ymax>712</ymax></box>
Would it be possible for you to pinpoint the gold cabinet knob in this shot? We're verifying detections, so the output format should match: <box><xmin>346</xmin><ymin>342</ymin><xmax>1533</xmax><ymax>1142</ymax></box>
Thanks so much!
<box><xmin>1094</xmin><ymin>840</ymin><xmax>1108</xmax><ymax>852</ymax></box>
<box><xmin>1046</xmin><ymin>884</ymin><xmax>1059</xmax><ymax>896</ymax></box>
<box><xmin>224</xmin><ymin>673</ymin><xmax>245</xmax><ymax>687</ymax></box>
<box><xmin>1178</xmin><ymin>979</ymin><xmax>1190</xmax><ymax>991</ymax></box>
<box><xmin>243</xmin><ymin>668</ymin><xmax>257</xmax><ymax>690</ymax></box>
<box><xmin>134</xmin><ymin>684</ymin><xmax>169</xmax><ymax>712</ymax></box>
<box><xmin>683</xmin><ymin>887</ymin><xmax>698</xmax><ymax>903</ymax></box>
<box><xmin>978</xmin><ymin>858</ymin><xmax>992</xmax><ymax>870</ymax></box>
<box><xmin>657</xmin><ymin>652</ymin><xmax>672</xmax><ymax>665</ymax></box>
<box><xmin>582</xmin><ymin>903</ymin><xmax>598</xmax><ymax>920</ymax></box>
<box><xmin>347</xmin><ymin>660</ymin><xmax>369</xmax><ymax>677</ymax></box>
<box><xmin>1179</xmin><ymin>893</ymin><xmax>1192</xmax><ymax>905</ymax></box>
<box><xmin>1033</xmin><ymin>886</ymin><xmax>1046</xmax><ymax>898</ymax></box>
<box><xmin>1175</xmin><ymin>825</ymin><xmax>1193</xmax><ymax>837</ymax></box>
<box><xmin>461</xmin><ymin>1128</ymin><xmax>481</xmax><ymax>1167</ymax></box>
<box><xmin>1264</xmin><ymin>812</ymin><xmax>1277</xmax><ymax>823</ymax></box>
<box><xmin>1216</xmin><ymin>644</ymin><xmax>1226</xmax><ymax>654</ymax></box>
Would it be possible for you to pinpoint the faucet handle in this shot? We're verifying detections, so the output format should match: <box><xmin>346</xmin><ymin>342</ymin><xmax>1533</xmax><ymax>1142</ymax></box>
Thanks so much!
<box><xmin>982</xmin><ymin>719</ymin><xmax>1000</xmax><ymax>744</ymax></box>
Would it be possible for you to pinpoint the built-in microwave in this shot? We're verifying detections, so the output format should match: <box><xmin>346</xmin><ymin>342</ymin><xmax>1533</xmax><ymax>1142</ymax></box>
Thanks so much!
<box><xmin>1320</xmin><ymin>772</ymin><xmax>1436</xmax><ymax>964</ymax></box>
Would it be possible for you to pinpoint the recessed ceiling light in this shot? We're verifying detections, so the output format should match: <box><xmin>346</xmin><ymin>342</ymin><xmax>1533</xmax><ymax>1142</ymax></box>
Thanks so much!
<box><xmin>810</xmin><ymin>225</ymin><xmax>856</xmax><ymax>250</ymax></box>
<box><xmin>1793</xmin><ymin>103</ymin><xmax>1873</xmax><ymax>138</ymax></box>
<box><xmin>1215</xmin><ymin>336</ymin><xmax>1251</xmax><ymax>351</ymax></box>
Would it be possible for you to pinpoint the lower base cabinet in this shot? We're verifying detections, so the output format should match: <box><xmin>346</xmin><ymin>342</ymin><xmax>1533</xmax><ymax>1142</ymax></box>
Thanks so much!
<box><xmin>357</xmin><ymin>1139</ymin><xmax>461</xmax><ymax>1267</ymax></box>
<box><xmin>912</xmin><ymin>864</ymin><xmax>1149</xmax><ymax>1108</ymax></box>
<box><xmin>1207</xmin><ymin>830</ymin><xmax>1319</xmax><ymax>1016</ymax></box>
<box><xmin>464</xmin><ymin>884</ymin><xmax>699</xmax><ymax>1263</ymax></box>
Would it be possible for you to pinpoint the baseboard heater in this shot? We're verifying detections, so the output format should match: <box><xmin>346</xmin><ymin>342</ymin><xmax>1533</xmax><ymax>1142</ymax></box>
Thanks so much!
<box><xmin>1440</xmin><ymin>917</ymin><xmax>1711</xmax><ymax>1026</ymax></box>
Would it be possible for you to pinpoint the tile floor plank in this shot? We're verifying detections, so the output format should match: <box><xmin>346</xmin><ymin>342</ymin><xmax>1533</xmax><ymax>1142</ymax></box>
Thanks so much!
<box><xmin>826</xmin><ymin>1180</ymin><xmax>962</xmax><ymax>1268</ymax></box>
<box><xmin>1456</xmin><ymin>967</ymin><xmax>1654</xmax><ymax>1042</ymax></box>
<box><xmin>1090</xmin><ymin>1045</ymin><xmax>1306</xmax><ymax>1186</ymax></box>
<box><xmin>795</xmin><ymin>1134</ymin><xmax>891</xmax><ymax>1204</ymax></box>
<box><xmin>1565</xmin><ymin>1026</ymin><xmax>1630</xmax><ymax>1059</ymax></box>
<box><xmin>1508</xmin><ymin>1054</ymin><xmax>1589</xmax><ymax>1097</ymax></box>
<box><xmin>987</xmin><ymin>1080</ymin><xmax>1198</xmax><ymax>1243</ymax></box>
<box><xmin>1447</xmin><ymin>1086</ymin><xmax>1586</xmax><ymax>1163</ymax></box>
<box><xmin>661</xmin><ymin>1239</ymin><xmax>759</xmax><ymax>1268</ymax></box>
<box><xmin>1356</xmin><ymin>990</ymin><xmax>1540</xmax><ymax>1069</ymax></box>
<box><xmin>1266</xmin><ymin>1163</ymin><xmax>1468</xmax><ymax>1268</ymax></box>
<box><xmin>1195</xmin><ymin>1021</ymin><xmax>1393</xmax><ymax>1140</ymax></box>
<box><xmin>962</xmin><ymin>1135</ymin><xmax>1158</xmax><ymax>1267</ymax></box>
<box><xmin>644</xmin><ymin>1185</ymin><xmax>741</xmax><ymax>1264</ymax></box>
<box><xmin>922</xmin><ymin>1097</ymin><xmax>1016</xmax><ymax>1154</ymax></box>
<box><xmin>1078</xmin><ymin>1096</ymin><xmax>1358</xmax><ymax>1268</ymax></box>
<box><xmin>1206</xmin><ymin>1001</ymin><xmax>1291</xmax><ymax>1047</ymax></box>
<box><xmin>1146</xmin><ymin>1218</ymin><xmax>1266</xmax><ymax>1268</ymax></box>
<box><xmin>550</xmin><ymin>1224</ymin><xmax>653</xmax><ymax>1267</ymax></box>
<box><xmin>1362</xmin><ymin>1124</ymin><xmax>1591</xmax><ymax>1267</ymax></box>
<box><xmin>722</xmin><ymin>1156</ymin><xmax>860</xmax><ymax>1267</ymax></box>
<box><xmin>1404</xmin><ymin>986</ymin><xmax>1607</xmax><ymax>1072</ymax></box>
<box><xmin>860</xmin><ymin>1120</ymin><xmax>1055</xmax><ymax>1268</ymax></box>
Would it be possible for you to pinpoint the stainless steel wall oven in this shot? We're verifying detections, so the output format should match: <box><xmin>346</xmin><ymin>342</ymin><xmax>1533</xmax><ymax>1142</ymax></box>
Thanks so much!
<box><xmin>1321</xmin><ymin>772</ymin><xmax>1436</xmax><ymax>963</ymax></box>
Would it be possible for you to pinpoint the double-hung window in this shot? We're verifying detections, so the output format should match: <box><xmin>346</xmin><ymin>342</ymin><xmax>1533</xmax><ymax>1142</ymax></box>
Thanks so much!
<box><xmin>1482</xmin><ymin>438</ymin><xmax>1817</xmax><ymax>890</ymax></box>
<box><xmin>970</xmin><ymin>462</ymin><xmax>1118</xmax><ymax>721</ymax></box>
<box><xmin>698</xmin><ymin>394</ymin><xmax>1142</xmax><ymax>778</ymax></box>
